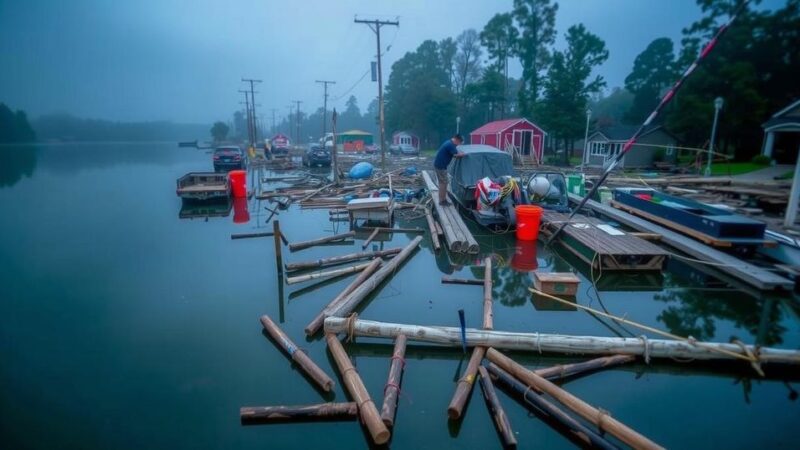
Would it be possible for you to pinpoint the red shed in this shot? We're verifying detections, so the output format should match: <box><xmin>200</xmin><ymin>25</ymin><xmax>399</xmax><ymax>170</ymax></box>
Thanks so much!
<box><xmin>392</xmin><ymin>130</ymin><xmax>419</xmax><ymax>150</ymax></box>
<box><xmin>469</xmin><ymin>118</ymin><xmax>546</xmax><ymax>163</ymax></box>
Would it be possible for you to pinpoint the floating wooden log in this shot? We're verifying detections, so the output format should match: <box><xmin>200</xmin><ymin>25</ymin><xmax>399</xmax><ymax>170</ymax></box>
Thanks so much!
<box><xmin>327</xmin><ymin>236</ymin><xmax>423</xmax><ymax>319</ymax></box>
<box><xmin>355</xmin><ymin>226</ymin><xmax>426</xmax><ymax>233</ymax></box>
<box><xmin>487</xmin><ymin>363</ymin><xmax>616</xmax><ymax>450</ymax></box>
<box><xmin>285</xmin><ymin>261</ymin><xmax>372</xmax><ymax>285</ymax></box>
<box><xmin>304</xmin><ymin>258</ymin><xmax>383</xmax><ymax>336</ymax></box>
<box><xmin>260</xmin><ymin>315</ymin><xmax>334</xmax><ymax>392</ymax></box>
<box><xmin>483</xmin><ymin>257</ymin><xmax>493</xmax><ymax>330</ymax></box>
<box><xmin>441</xmin><ymin>277</ymin><xmax>483</xmax><ymax>286</ymax></box>
<box><xmin>478</xmin><ymin>366</ymin><xmax>517</xmax><ymax>449</ymax></box>
<box><xmin>240</xmin><ymin>402</ymin><xmax>358</xmax><ymax>425</ymax></box>
<box><xmin>285</xmin><ymin>247</ymin><xmax>401</xmax><ymax>272</ymax></box>
<box><xmin>288</xmin><ymin>231</ymin><xmax>355</xmax><ymax>252</ymax></box>
<box><xmin>425</xmin><ymin>208</ymin><xmax>441</xmax><ymax>251</ymax></box>
<box><xmin>447</xmin><ymin>346</ymin><xmax>485</xmax><ymax>420</ymax></box>
<box><xmin>434</xmin><ymin>221</ymin><xmax>444</xmax><ymax>236</ymax></box>
<box><xmin>380</xmin><ymin>334</ymin><xmax>408</xmax><ymax>427</ymax></box>
<box><xmin>231</xmin><ymin>231</ymin><xmax>274</xmax><ymax>240</ymax></box>
<box><xmin>325</xmin><ymin>334</ymin><xmax>391</xmax><ymax>445</ymax></box>
<box><xmin>487</xmin><ymin>348</ymin><xmax>663</xmax><ymax>450</ymax></box>
<box><xmin>361</xmin><ymin>228</ymin><xmax>380</xmax><ymax>250</ymax></box>
<box><xmin>534</xmin><ymin>354</ymin><xmax>635</xmax><ymax>381</ymax></box>
<box><xmin>273</xmin><ymin>221</ymin><xmax>284</xmax><ymax>276</ymax></box>
<box><xmin>322</xmin><ymin>317</ymin><xmax>800</xmax><ymax>364</ymax></box>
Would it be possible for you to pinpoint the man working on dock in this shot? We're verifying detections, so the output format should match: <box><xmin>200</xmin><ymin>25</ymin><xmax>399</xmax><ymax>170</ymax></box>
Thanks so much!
<box><xmin>434</xmin><ymin>134</ymin><xmax>465</xmax><ymax>206</ymax></box>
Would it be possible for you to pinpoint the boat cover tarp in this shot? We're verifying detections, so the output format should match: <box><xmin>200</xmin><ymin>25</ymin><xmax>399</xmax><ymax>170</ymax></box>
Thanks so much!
<box><xmin>448</xmin><ymin>145</ymin><xmax>514</xmax><ymax>189</ymax></box>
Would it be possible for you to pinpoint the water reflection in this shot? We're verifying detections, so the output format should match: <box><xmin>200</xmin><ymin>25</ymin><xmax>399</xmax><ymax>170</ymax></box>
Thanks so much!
<box><xmin>178</xmin><ymin>199</ymin><xmax>232</xmax><ymax>220</ymax></box>
<box><xmin>0</xmin><ymin>144</ymin><xmax>38</xmax><ymax>188</ymax></box>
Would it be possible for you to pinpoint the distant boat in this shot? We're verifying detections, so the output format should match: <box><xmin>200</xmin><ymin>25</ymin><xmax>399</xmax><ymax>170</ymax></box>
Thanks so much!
<box><xmin>178</xmin><ymin>140</ymin><xmax>198</xmax><ymax>147</ymax></box>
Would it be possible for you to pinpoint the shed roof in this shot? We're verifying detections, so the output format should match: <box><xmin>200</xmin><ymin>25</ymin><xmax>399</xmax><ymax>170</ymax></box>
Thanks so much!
<box><xmin>762</xmin><ymin>117</ymin><xmax>800</xmax><ymax>133</ymax></box>
<box><xmin>471</xmin><ymin>118</ymin><xmax>536</xmax><ymax>135</ymax></box>
<box><xmin>769</xmin><ymin>98</ymin><xmax>800</xmax><ymax>119</ymax></box>
<box><xmin>392</xmin><ymin>130</ymin><xmax>417</xmax><ymax>137</ymax></box>
<box><xmin>339</xmin><ymin>129</ymin><xmax>372</xmax><ymax>136</ymax></box>
<box><xmin>588</xmin><ymin>124</ymin><xmax>669</xmax><ymax>142</ymax></box>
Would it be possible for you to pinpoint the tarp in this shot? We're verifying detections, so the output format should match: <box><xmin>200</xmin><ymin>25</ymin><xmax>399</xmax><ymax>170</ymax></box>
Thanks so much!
<box><xmin>448</xmin><ymin>145</ymin><xmax>514</xmax><ymax>189</ymax></box>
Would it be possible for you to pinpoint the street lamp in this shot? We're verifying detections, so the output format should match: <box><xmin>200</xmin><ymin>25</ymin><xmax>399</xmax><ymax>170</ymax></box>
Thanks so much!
<box><xmin>705</xmin><ymin>97</ymin><xmax>724</xmax><ymax>177</ymax></box>
<box><xmin>456</xmin><ymin>116</ymin><xmax>461</xmax><ymax>134</ymax></box>
<box><xmin>580</xmin><ymin>107</ymin><xmax>592</xmax><ymax>172</ymax></box>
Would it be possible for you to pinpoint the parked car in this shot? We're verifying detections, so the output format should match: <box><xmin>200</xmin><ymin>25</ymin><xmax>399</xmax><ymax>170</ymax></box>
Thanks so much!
<box><xmin>364</xmin><ymin>144</ymin><xmax>379</xmax><ymax>154</ymax></box>
<box><xmin>212</xmin><ymin>145</ymin><xmax>246</xmax><ymax>172</ymax></box>
<box><xmin>399</xmin><ymin>143</ymin><xmax>419</xmax><ymax>156</ymax></box>
<box><xmin>303</xmin><ymin>144</ymin><xmax>331</xmax><ymax>167</ymax></box>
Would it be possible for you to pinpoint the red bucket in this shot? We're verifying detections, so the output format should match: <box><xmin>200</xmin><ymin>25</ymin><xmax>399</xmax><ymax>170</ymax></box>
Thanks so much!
<box><xmin>511</xmin><ymin>240</ymin><xmax>538</xmax><ymax>272</ymax></box>
<box><xmin>232</xmin><ymin>197</ymin><xmax>250</xmax><ymax>223</ymax></box>
<box><xmin>229</xmin><ymin>170</ymin><xmax>247</xmax><ymax>198</ymax></box>
<box><xmin>515</xmin><ymin>205</ymin><xmax>543</xmax><ymax>241</ymax></box>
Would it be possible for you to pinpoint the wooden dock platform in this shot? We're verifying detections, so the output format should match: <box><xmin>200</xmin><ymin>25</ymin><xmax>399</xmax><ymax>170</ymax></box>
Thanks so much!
<box><xmin>568</xmin><ymin>193</ymin><xmax>794</xmax><ymax>291</ymax></box>
<box><xmin>541</xmin><ymin>211</ymin><xmax>668</xmax><ymax>271</ymax></box>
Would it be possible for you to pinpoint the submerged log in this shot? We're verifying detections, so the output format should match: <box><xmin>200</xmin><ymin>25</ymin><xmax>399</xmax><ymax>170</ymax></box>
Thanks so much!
<box><xmin>447</xmin><ymin>346</ymin><xmax>485</xmax><ymax>420</ymax></box>
<box><xmin>273</xmin><ymin>221</ymin><xmax>284</xmax><ymax>276</ymax></box>
<box><xmin>487</xmin><ymin>348</ymin><xmax>663</xmax><ymax>450</ymax></box>
<box><xmin>478</xmin><ymin>366</ymin><xmax>517</xmax><ymax>449</ymax></box>
<box><xmin>231</xmin><ymin>231</ymin><xmax>274</xmax><ymax>240</ymax></box>
<box><xmin>483</xmin><ymin>257</ymin><xmax>493</xmax><ymax>330</ymax></box>
<box><xmin>441</xmin><ymin>277</ymin><xmax>483</xmax><ymax>286</ymax></box>
<box><xmin>304</xmin><ymin>258</ymin><xmax>383</xmax><ymax>336</ymax></box>
<box><xmin>380</xmin><ymin>334</ymin><xmax>408</xmax><ymax>427</ymax></box>
<box><xmin>240</xmin><ymin>402</ymin><xmax>358</xmax><ymax>424</ymax></box>
<box><xmin>285</xmin><ymin>261</ymin><xmax>372</xmax><ymax>285</ymax></box>
<box><xmin>288</xmin><ymin>231</ymin><xmax>355</xmax><ymax>252</ymax></box>
<box><xmin>487</xmin><ymin>363</ymin><xmax>616</xmax><ymax>450</ymax></box>
<box><xmin>327</xmin><ymin>236</ymin><xmax>423</xmax><ymax>319</ymax></box>
<box><xmin>534</xmin><ymin>354</ymin><xmax>635</xmax><ymax>381</ymax></box>
<box><xmin>322</xmin><ymin>317</ymin><xmax>800</xmax><ymax>364</ymax></box>
<box><xmin>285</xmin><ymin>247</ymin><xmax>401</xmax><ymax>272</ymax></box>
<box><xmin>326</xmin><ymin>334</ymin><xmax>391</xmax><ymax>445</ymax></box>
<box><xmin>260</xmin><ymin>315</ymin><xmax>334</xmax><ymax>392</ymax></box>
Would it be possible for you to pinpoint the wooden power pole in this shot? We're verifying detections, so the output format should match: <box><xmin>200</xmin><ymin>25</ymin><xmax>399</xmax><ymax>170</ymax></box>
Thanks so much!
<box><xmin>315</xmin><ymin>80</ymin><xmax>336</xmax><ymax>141</ymax></box>
<box><xmin>354</xmin><ymin>17</ymin><xmax>399</xmax><ymax>171</ymax></box>
<box><xmin>292</xmin><ymin>100</ymin><xmax>303</xmax><ymax>148</ymax></box>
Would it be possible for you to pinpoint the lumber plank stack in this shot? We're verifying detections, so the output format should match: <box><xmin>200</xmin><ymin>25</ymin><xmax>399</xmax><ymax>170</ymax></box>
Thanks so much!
<box><xmin>422</xmin><ymin>171</ymin><xmax>479</xmax><ymax>254</ymax></box>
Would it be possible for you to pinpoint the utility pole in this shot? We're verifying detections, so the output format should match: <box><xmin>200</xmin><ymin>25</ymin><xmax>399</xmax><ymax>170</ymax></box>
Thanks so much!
<box><xmin>242</xmin><ymin>78</ymin><xmax>262</xmax><ymax>146</ymax></box>
<box><xmin>238</xmin><ymin>90</ymin><xmax>252</xmax><ymax>145</ymax></box>
<box><xmin>292</xmin><ymin>100</ymin><xmax>303</xmax><ymax>148</ymax></box>
<box><xmin>332</xmin><ymin>108</ymin><xmax>339</xmax><ymax>184</ymax></box>
<box><xmin>269</xmin><ymin>108</ymin><xmax>278</xmax><ymax>135</ymax></box>
<box><xmin>354</xmin><ymin>16</ymin><xmax>399</xmax><ymax>171</ymax></box>
<box><xmin>315</xmin><ymin>80</ymin><xmax>336</xmax><ymax>142</ymax></box>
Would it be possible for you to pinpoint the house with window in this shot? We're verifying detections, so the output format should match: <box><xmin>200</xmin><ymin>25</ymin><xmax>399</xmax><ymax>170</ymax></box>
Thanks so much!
<box><xmin>584</xmin><ymin>125</ymin><xmax>678</xmax><ymax>169</ymax></box>
<box><xmin>761</xmin><ymin>98</ymin><xmax>800</xmax><ymax>164</ymax></box>
<box><xmin>469</xmin><ymin>118</ymin><xmax>546</xmax><ymax>164</ymax></box>
<box><xmin>392</xmin><ymin>131</ymin><xmax>419</xmax><ymax>150</ymax></box>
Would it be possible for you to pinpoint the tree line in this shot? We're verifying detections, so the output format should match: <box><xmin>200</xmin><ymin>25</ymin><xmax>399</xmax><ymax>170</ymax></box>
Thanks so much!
<box><xmin>384</xmin><ymin>0</ymin><xmax>800</xmax><ymax>161</ymax></box>
<box><xmin>0</xmin><ymin>103</ymin><xmax>36</xmax><ymax>143</ymax></box>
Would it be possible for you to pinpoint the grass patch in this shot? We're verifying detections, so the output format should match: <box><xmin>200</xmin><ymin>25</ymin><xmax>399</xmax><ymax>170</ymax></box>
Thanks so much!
<box><xmin>709</xmin><ymin>162</ymin><xmax>768</xmax><ymax>176</ymax></box>
<box><xmin>777</xmin><ymin>170</ymin><xmax>794</xmax><ymax>180</ymax></box>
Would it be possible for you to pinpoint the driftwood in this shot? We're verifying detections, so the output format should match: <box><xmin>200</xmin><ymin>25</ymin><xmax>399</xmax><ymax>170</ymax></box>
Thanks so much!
<box><xmin>260</xmin><ymin>315</ymin><xmax>334</xmax><ymax>392</ymax></box>
<box><xmin>441</xmin><ymin>277</ymin><xmax>483</xmax><ymax>286</ymax></box>
<box><xmin>288</xmin><ymin>231</ymin><xmax>355</xmax><ymax>252</ymax></box>
<box><xmin>447</xmin><ymin>346</ymin><xmax>485</xmax><ymax>420</ymax></box>
<box><xmin>425</xmin><ymin>208</ymin><xmax>441</xmax><ymax>251</ymax></box>
<box><xmin>534</xmin><ymin>354</ymin><xmax>635</xmax><ymax>380</ymax></box>
<box><xmin>304</xmin><ymin>258</ymin><xmax>383</xmax><ymax>336</ymax></box>
<box><xmin>380</xmin><ymin>334</ymin><xmax>408</xmax><ymax>427</ymax></box>
<box><xmin>478</xmin><ymin>366</ymin><xmax>517</xmax><ymax>449</ymax></box>
<box><xmin>483</xmin><ymin>257</ymin><xmax>493</xmax><ymax>330</ymax></box>
<box><xmin>231</xmin><ymin>231</ymin><xmax>274</xmax><ymax>240</ymax></box>
<box><xmin>487</xmin><ymin>348</ymin><xmax>663</xmax><ymax>450</ymax></box>
<box><xmin>240</xmin><ymin>402</ymin><xmax>358</xmax><ymax>424</ymax></box>
<box><xmin>326</xmin><ymin>334</ymin><xmax>391</xmax><ymax>445</ymax></box>
<box><xmin>285</xmin><ymin>247</ymin><xmax>401</xmax><ymax>272</ymax></box>
<box><xmin>355</xmin><ymin>226</ymin><xmax>426</xmax><ymax>233</ymax></box>
<box><xmin>285</xmin><ymin>261</ymin><xmax>372</xmax><ymax>285</ymax></box>
<box><xmin>327</xmin><ymin>236</ymin><xmax>423</xmax><ymax>319</ymax></box>
<box><xmin>487</xmin><ymin>364</ymin><xmax>616</xmax><ymax>450</ymax></box>
<box><xmin>362</xmin><ymin>228</ymin><xmax>380</xmax><ymax>250</ymax></box>
<box><xmin>322</xmin><ymin>317</ymin><xmax>800</xmax><ymax>364</ymax></box>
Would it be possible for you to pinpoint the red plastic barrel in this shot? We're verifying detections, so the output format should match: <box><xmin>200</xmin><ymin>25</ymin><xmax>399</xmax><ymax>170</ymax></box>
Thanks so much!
<box><xmin>232</xmin><ymin>197</ymin><xmax>250</xmax><ymax>223</ymax></box>
<box><xmin>515</xmin><ymin>205</ymin><xmax>543</xmax><ymax>241</ymax></box>
<box><xmin>229</xmin><ymin>170</ymin><xmax>247</xmax><ymax>198</ymax></box>
<box><xmin>511</xmin><ymin>240</ymin><xmax>538</xmax><ymax>272</ymax></box>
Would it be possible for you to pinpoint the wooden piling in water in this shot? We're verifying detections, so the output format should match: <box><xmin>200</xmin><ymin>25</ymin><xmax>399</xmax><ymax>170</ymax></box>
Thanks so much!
<box><xmin>477</xmin><ymin>365</ymin><xmax>517</xmax><ymax>449</ymax></box>
<box><xmin>447</xmin><ymin>346</ymin><xmax>485</xmax><ymax>420</ymax></box>
<box><xmin>380</xmin><ymin>334</ymin><xmax>407</xmax><ymax>427</ymax></box>
<box><xmin>487</xmin><ymin>363</ymin><xmax>616</xmax><ymax>450</ymax></box>
<box><xmin>285</xmin><ymin>247</ymin><xmax>401</xmax><ymax>272</ymax></box>
<box><xmin>483</xmin><ymin>257</ymin><xmax>493</xmax><ymax>330</ymax></box>
<box><xmin>231</xmin><ymin>231</ymin><xmax>275</xmax><ymax>240</ymax></box>
<box><xmin>304</xmin><ymin>258</ymin><xmax>383</xmax><ymax>336</ymax></box>
<box><xmin>285</xmin><ymin>261</ymin><xmax>372</xmax><ymax>285</ymax></box>
<box><xmin>361</xmin><ymin>228</ymin><xmax>380</xmax><ymax>250</ymax></box>
<box><xmin>240</xmin><ymin>402</ymin><xmax>358</xmax><ymax>424</ymax></box>
<box><xmin>486</xmin><ymin>348</ymin><xmax>663</xmax><ymax>450</ymax></box>
<box><xmin>288</xmin><ymin>231</ymin><xmax>355</xmax><ymax>252</ymax></box>
<box><xmin>273</xmin><ymin>221</ymin><xmax>283</xmax><ymax>276</ymax></box>
<box><xmin>260</xmin><ymin>315</ymin><xmax>334</xmax><ymax>392</ymax></box>
<box><xmin>325</xmin><ymin>334</ymin><xmax>391</xmax><ymax>445</ymax></box>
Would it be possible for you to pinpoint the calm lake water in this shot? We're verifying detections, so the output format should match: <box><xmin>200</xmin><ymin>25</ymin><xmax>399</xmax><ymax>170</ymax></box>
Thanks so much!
<box><xmin>1</xmin><ymin>143</ymin><xmax>798</xmax><ymax>449</ymax></box>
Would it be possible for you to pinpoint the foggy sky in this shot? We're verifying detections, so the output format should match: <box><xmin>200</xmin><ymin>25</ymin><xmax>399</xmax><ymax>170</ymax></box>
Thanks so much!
<box><xmin>0</xmin><ymin>0</ymin><xmax>785</xmax><ymax>125</ymax></box>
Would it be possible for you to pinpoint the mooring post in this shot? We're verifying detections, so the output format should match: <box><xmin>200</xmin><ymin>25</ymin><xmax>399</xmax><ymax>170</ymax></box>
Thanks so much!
<box><xmin>273</xmin><ymin>220</ymin><xmax>284</xmax><ymax>277</ymax></box>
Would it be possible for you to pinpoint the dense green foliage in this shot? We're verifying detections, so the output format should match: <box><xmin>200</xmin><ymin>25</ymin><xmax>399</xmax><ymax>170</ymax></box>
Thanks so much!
<box><xmin>624</xmin><ymin>37</ymin><xmax>677</xmax><ymax>124</ymax></box>
<box><xmin>0</xmin><ymin>103</ymin><xmax>36</xmax><ymax>143</ymax></box>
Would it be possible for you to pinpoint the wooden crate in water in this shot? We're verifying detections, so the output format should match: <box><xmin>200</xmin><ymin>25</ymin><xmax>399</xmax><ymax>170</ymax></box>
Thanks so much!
<box><xmin>532</xmin><ymin>272</ymin><xmax>580</xmax><ymax>296</ymax></box>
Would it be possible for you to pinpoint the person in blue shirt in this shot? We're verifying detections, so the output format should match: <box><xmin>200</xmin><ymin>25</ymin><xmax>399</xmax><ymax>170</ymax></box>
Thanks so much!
<box><xmin>433</xmin><ymin>134</ymin><xmax>465</xmax><ymax>205</ymax></box>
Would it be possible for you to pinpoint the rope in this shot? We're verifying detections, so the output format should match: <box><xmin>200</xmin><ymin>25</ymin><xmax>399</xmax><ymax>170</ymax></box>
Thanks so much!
<box><xmin>638</xmin><ymin>335</ymin><xmax>651</xmax><ymax>364</ymax></box>
<box><xmin>344</xmin><ymin>313</ymin><xmax>359</xmax><ymax>343</ymax></box>
<box><xmin>390</xmin><ymin>354</ymin><xmax>407</xmax><ymax>369</ymax></box>
<box><xmin>596</xmin><ymin>408</ymin><xmax>612</xmax><ymax>434</ymax></box>
<box><xmin>732</xmin><ymin>339</ymin><xmax>765</xmax><ymax>377</ymax></box>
